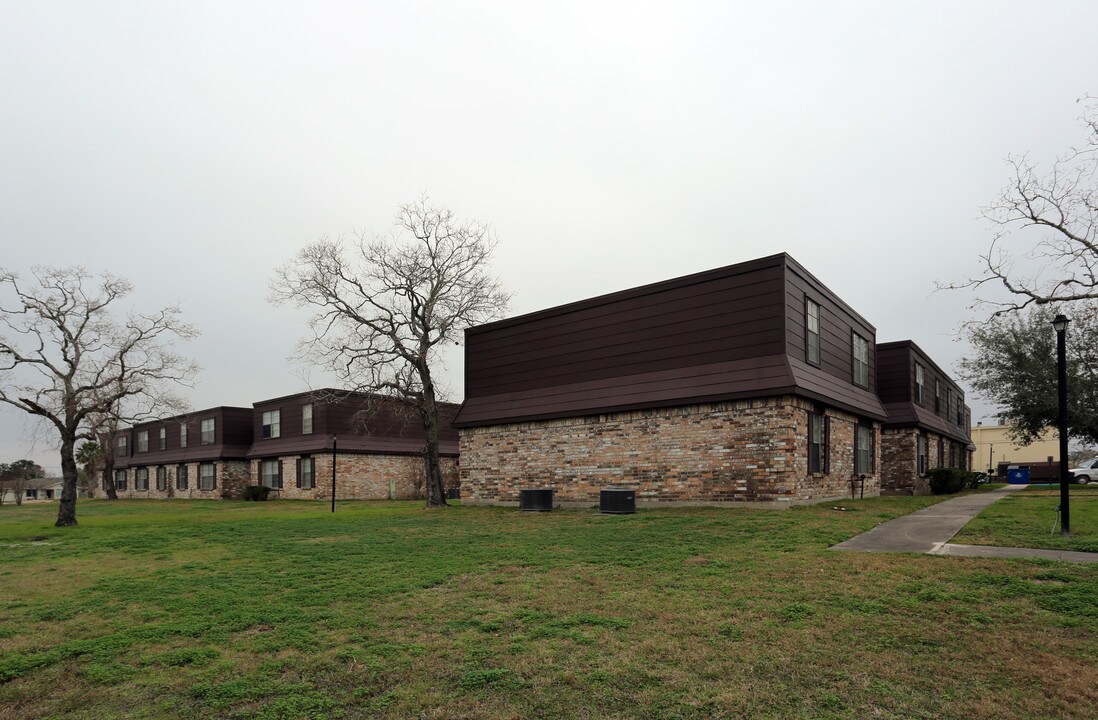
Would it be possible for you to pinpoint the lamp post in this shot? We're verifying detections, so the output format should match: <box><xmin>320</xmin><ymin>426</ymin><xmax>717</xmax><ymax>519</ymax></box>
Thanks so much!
<box><xmin>331</xmin><ymin>434</ymin><xmax>338</xmax><ymax>514</ymax></box>
<box><xmin>1052</xmin><ymin>314</ymin><xmax>1070</xmax><ymax>536</ymax></box>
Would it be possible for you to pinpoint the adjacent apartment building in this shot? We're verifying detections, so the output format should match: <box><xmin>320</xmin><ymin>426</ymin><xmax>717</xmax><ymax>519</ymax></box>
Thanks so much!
<box><xmin>876</xmin><ymin>341</ymin><xmax>973</xmax><ymax>494</ymax></box>
<box><xmin>454</xmin><ymin>253</ymin><xmax>891</xmax><ymax>506</ymax></box>
<box><xmin>108</xmin><ymin>390</ymin><xmax>459</xmax><ymax>500</ymax></box>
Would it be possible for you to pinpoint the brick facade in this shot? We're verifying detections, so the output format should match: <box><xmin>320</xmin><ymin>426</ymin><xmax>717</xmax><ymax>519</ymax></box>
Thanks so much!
<box><xmin>248</xmin><ymin>453</ymin><xmax>459</xmax><ymax>500</ymax></box>
<box><xmin>108</xmin><ymin>455</ymin><xmax>458</xmax><ymax>501</ymax></box>
<box><xmin>460</xmin><ymin>396</ymin><xmax>879</xmax><ymax>506</ymax></box>
<box><xmin>880</xmin><ymin>428</ymin><xmax>954</xmax><ymax>495</ymax></box>
<box><xmin>110</xmin><ymin>460</ymin><xmax>250</xmax><ymax>499</ymax></box>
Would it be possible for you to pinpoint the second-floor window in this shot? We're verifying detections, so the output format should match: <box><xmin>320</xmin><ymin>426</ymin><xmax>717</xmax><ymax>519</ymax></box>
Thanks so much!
<box><xmin>805</xmin><ymin>299</ymin><xmax>821</xmax><ymax>365</ymax></box>
<box><xmin>915</xmin><ymin>364</ymin><xmax>925</xmax><ymax>404</ymax></box>
<box><xmin>262</xmin><ymin>410</ymin><xmax>281</xmax><ymax>439</ymax></box>
<box><xmin>158</xmin><ymin>427</ymin><xmax>166</xmax><ymax>451</ymax></box>
<box><xmin>935</xmin><ymin>380</ymin><xmax>941</xmax><ymax>414</ymax></box>
<box><xmin>180</xmin><ymin>424</ymin><xmax>188</xmax><ymax>448</ymax></box>
<box><xmin>302</xmin><ymin>404</ymin><xmax>313</xmax><ymax>434</ymax></box>
<box><xmin>117</xmin><ymin>436</ymin><xmax>127</xmax><ymax>453</ymax></box>
<box><xmin>137</xmin><ymin>430</ymin><xmax>149</xmax><ymax>453</ymax></box>
<box><xmin>852</xmin><ymin>333</ymin><xmax>870</xmax><ymax>388</ymax></box>
<box><xmin>201</xmin><ymin>418</ymin><xmax>215</xmax><ymax>445</ymax></box>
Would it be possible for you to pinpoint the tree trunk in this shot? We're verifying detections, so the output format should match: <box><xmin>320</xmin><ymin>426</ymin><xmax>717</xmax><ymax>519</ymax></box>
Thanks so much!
<box><xmin>418</xmin><ymin>365</ymin><xmax>448</xmax><ymax>508</ymax></box>
<box><xmin>55</xmin><ymin>436</ymin><xmax>80</xmax><ymax>527</ymax></box>
<box><xmin>103</xmin><ymin>448</ymin><xmax>118</xmax><ymax>501</ymax></box>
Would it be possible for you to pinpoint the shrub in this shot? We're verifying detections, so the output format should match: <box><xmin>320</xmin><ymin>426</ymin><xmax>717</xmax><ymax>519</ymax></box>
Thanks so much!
<box><xmin>927</xmin><ymin>468</ymin><xmax>966</xmax><ymax>495</ymax></box>
<box><xmin>243</xmin><ymin>485</ymin><xmax>272</xmax><ymax>501</ymax></box>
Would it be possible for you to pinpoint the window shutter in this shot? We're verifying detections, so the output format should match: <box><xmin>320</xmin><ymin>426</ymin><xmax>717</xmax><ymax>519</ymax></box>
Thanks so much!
<box><xmin>824</xmin><ymin>416</ymin><xmax>830</xmax><ymax>474</ymax></box>
<box><xmin>257</xmin><ymin>461</ymin><xmax>262</xmax><ymax>485</ymax></box>
<box><xmin>212</xmin><ymin>464</ymin><xmax>217</xmax><ymax>489</ymax></box>
<box><xmin>278</xmin><ymin>460</ymin><xmax>284</xmax><ymax>489</ymax></box>
<box><xmin>296</xmin><ymin>459</ymin><xmax>302</xmax><ymax>488</ymax></box>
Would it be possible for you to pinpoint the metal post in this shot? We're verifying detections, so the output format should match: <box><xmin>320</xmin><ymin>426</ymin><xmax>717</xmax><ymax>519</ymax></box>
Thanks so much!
<box><xmin>331</xmin><ymin>434</ymin><xmax>337</xmax><ymax>514</ymax></box>
<box><xmin>1053</xmin><ymin>314</ymin><xmax>1070</xmax><ymax>536</ymax></box>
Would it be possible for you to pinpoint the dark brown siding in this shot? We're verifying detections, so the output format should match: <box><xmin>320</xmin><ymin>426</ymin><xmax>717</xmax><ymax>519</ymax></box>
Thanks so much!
<box><xmin>877</xmin><ymin>341</ymin><xmax>971</xmax><ymax>444</ymax></box>
<box><xmin>783</xmin><ymin>261</ymin><xmax>878</xmax><ymax>396</ymax></box>
<box><xmin>455</xmin><ymin>254</ymin><xmax>886</xmax><ymax>427</ymax></box>
<box><xmin>247</xmin><ymin>390</ymin><xmax>459</xmax><ymax>458</ymax></box>
<box><xmin>465</xmin><ymin>258</ymin><xmax>788</xmax><ymax>397</ymax></box>
<box><xmin>115</xmin><ymin>407</ymin><xmax>253</xmax><ymax>467</ymax></box>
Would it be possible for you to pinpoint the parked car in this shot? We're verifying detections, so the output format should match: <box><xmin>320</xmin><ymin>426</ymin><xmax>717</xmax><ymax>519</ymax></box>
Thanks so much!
<box><xmin>1069</xmin><ymin>458</ymin><xmax>1098</xmax><ymax>484</ymax></box>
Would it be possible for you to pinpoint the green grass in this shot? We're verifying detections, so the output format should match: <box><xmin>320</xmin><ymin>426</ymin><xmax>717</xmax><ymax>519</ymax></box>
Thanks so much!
<box><xmin>953</xmin><ymin>484</ymin><xmax>1098</xmax><ymax>553</ymax></box>
<box><xmin>1</xmin><ymin>497</ymin><xmax>1096</xmax><ymax>719</ymax></box>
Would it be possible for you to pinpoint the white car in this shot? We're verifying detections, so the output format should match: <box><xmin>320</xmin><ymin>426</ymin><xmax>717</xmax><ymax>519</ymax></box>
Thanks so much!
<box><xmin>1070</xmin><ymin>458</ymin><xmax>1098</xmax><ymax>484</ymax></box>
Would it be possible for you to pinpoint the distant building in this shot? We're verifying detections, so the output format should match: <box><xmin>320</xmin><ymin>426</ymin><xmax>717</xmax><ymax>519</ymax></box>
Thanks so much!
<box><xmin>105</xmin><ymin>390</ymin><xmax>459</xmax><ymax>500</ymax></box>
<box><xmin>969</xmin><ymin>422</ymin><xmax>1060</xmax><ymax>475</ymax></box>
<box><xmin>876</xmin><ymin>341</ymin><xmax>973</xmax><ymax>495</ymax></box>
<box><xmin>0</xmin><ymin>477</ymin><xmax>64</xmax><ymax>504</ymax></box>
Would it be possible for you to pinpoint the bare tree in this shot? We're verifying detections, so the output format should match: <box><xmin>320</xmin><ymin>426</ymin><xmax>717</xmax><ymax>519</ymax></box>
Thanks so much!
<box><xmin>0</xmin><ymin>267</ymin><xmax>198</xmax><ymax>526</ymax></box>
<box><xmin>944</xmin><ymin>97</ymin><xmax>1097</xmax><ymax>315</ymax></box>
<box><xmin>271</xmin><ymin>198</ymin><xmax>510</xmax><ymax>508</ymax></box>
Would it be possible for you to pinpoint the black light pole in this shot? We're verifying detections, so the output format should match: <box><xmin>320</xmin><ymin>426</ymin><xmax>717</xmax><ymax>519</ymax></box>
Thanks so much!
<box><xmin>1052</xmin><ymin>314</ymin><xmax>1070</xmax><ymax>536</ymax></box>
<box><xmin>331</xmin><ymin>434</ymin><xmax>338</xmax><ymax>514</ymax></box>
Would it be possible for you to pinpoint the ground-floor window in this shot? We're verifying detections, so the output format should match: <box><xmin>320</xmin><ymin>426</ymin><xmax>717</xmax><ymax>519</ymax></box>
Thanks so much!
<box><xmin>135</xmin><ymin>467</ymin><xmax>149</xmax><ymax>491</ymax></box>
<box><xmin>114</xmin><ymin>469</ymin><xmax>127</xmax><ymax>490</ymax></box>
<box><xmin>155</xmin><ymin>466</ymin><xmax>168</xmax><ymax>491</ymax></box>
<box><xmin>45</xmin><ymin>489</ymin><xmax>54</xmax><ymax>499</ymax></box>
<box><xmin>26</xmin><ymin>489</ymin><xmax>38</xmax><ymax>500</ymax></box>
<box><xmin>808</xmin><ymin>412</ymin><xmax>828</xmax><ymax>473</ymax></box>
<box><xmin>917</xmin><ymin>434</ymin><xmax>928</xmax><ymax>476</ymax></box>
<box><xmin>261</xmin><ymin>459</ymin><xmax>282</xmax><ymax>489</ymax></box>
<box><xmin>298</xmin><ymin>456</ymin><xmax>315</xmax><ymax>489</ymax></box>
<box><xmin>176</xmin><ymin>464</ymin><xmax>189</xmax><ymax>490</ymax></box>
<box><xmin>855</xmin><ymin>424</ymin><xmax>874</xmax><ymax>474</ymax></box>
<box><xmin>199</xmin><ymin>463</ymin><xmax>216</xmax><ymax>490</ymax></box>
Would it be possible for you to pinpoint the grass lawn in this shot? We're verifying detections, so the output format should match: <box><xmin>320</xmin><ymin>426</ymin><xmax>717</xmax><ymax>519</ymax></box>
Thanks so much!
<box><xmin>953</xmin><ymin>484</ymin><xmax>1098</xmax><ymax>553</ymax></box>
<box><xmin>1</xmin><ymin>497</ymin><xmax>1096</xmax><ymax>720</ymax></box>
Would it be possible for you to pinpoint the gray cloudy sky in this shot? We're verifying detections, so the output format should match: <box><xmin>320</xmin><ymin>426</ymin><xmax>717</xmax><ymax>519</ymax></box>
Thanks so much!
<box><xmin>2</xmin><ymin>1</ymin><xmax>1095</xmax><ymax>472</ymax></box>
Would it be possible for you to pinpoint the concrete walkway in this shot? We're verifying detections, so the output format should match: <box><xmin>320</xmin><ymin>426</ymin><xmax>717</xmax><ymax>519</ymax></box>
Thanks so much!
<box><xmin>831</xmin><ymin>485</ymin><xmax>1098</xmax><ymax>564</ymax></box>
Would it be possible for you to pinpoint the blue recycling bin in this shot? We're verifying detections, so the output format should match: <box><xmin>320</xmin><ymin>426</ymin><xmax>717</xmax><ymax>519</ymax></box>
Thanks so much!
<box><xmin>1007</xmin><ymin>466</ymin><xmax>1031</xmax><ymax>484</ymax></box>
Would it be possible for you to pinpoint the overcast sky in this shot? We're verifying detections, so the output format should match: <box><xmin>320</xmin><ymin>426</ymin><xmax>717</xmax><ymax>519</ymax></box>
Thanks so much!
<box><xmin>2</xmin><ymin>1</ymin><xmax>1095</xmax><ymax>472</ymax></box>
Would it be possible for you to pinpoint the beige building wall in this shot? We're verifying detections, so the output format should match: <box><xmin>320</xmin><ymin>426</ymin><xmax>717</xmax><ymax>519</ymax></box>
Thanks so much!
<box><xmin>970</xmin><ymin>423</ymin><xmax>1061</xmax><ymax>472</ymax></box>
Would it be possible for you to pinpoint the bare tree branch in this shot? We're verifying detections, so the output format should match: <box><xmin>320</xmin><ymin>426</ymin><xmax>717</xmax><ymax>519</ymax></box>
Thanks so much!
<box><xmin>270</xmin><ymin>197</ymin><xmax>510</xmax><ymax>507</ymax></box>
<box><xmin>941</xmin><ymin>97</ymin><xmax>1098</xmax><ymax>316</ymax></box>
<box><xmin>0</xmin><ymin>267</ymin><xmax>199</xmax><ymax>525</ymax></box>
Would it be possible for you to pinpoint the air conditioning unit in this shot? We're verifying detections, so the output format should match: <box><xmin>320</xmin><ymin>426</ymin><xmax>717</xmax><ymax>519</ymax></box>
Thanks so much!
<box><xmin>600</xmin><ymin>488</ymin><xmax>636</xmax><ymax>514</ymax></box>
<box><xmin>519</xmin><ymin>488</ymin><xmax>553</xmax><ymax>511</ymax></box>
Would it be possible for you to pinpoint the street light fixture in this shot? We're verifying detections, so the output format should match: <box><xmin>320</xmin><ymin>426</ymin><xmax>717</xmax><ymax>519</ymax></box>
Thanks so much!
<box><xmin>1052</xmin><ymin>314</ymin><xmax>1070</xmax><ymax>536</ymax></box>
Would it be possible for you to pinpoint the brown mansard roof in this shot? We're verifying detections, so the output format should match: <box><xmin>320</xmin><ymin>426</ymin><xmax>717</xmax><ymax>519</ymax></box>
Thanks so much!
<box><xmin>454</xmin><ymin>253</ymin><xmax>887</xmax><ymax>427</ymax></box>
<box><xmin>876</xmin><ymin>340</ymin><xmax>972</xmax><ymax>445</ymax></box>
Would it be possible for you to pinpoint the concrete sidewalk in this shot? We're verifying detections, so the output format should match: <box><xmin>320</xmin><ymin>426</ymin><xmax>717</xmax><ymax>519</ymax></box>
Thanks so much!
<box><xmin>830</xmin><ymin>485</ymin><xmax>1098</xmax><ymax>563</ymax></box>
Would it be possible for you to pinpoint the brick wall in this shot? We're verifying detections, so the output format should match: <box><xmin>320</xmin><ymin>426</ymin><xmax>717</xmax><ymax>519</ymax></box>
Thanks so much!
<box><xmin>459</xmin><ymin>396</ymin><xmax>879</xmax><ymax>506</ymax></box>
<box><xmin>249</xmin><ymin>453</ymin><xmax>459</xmax><ymax>501</ymax></box>
<box><xmin>109</xmin><ymin>455</ymin><xmax>457</xmax><ymax>501</ymax></box>
<box><xmin>880</xmin><ymin>428</ymin><xmax>956</xmax><ymax>495</ymax></box>
<box><xmin>111</xmin><ymin>460</ymin><xmax>250</xmax><ymax>500</ymax></box>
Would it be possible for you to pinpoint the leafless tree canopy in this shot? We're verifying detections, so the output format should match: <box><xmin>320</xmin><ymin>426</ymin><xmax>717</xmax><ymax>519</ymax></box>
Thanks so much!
<box><xmin>0</xmin><ymin>267</ymin><xmax>198</xmax><ymax>525</ymax></box>
<box><xmin>945</xmin><ymin>98</ymin><xmax>1098</xmax><ymax>315</ymax></box>
<box><xmin>271</xmin><ymin>198</ymin><xmax>510</xmax><ymax>507</ymax></box>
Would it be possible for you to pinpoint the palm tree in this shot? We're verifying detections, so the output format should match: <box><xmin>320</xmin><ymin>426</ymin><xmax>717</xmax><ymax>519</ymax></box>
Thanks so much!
<box><xmin>75</xmin><ymin>441</ymin><xmax>101</xmax><ymax>499</ymax></box>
